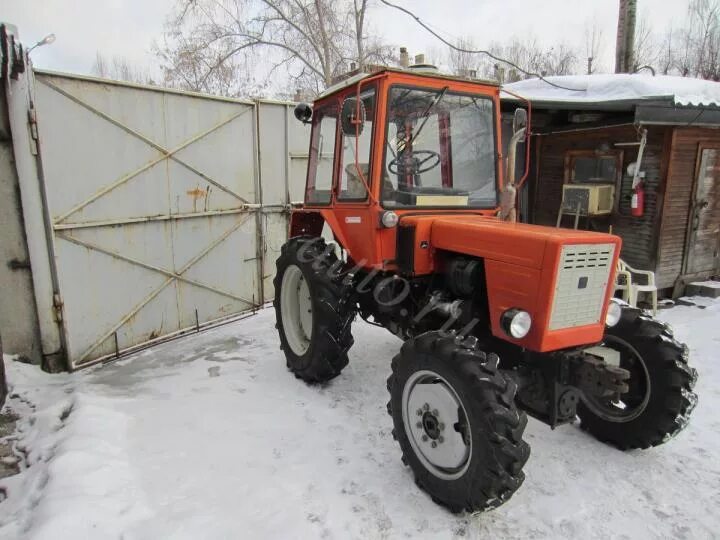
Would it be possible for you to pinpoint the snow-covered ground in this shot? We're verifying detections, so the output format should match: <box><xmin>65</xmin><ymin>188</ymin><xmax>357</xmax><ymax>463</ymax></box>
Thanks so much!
<box><xmin>1</xmin><ymin>299</ymin><xmax>719</xmax><ymax>540</ymax></box>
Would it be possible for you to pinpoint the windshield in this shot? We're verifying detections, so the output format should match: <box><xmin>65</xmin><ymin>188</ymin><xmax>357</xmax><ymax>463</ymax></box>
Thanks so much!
<box><xmin>382</xmin><ymin>86</ymin><xmax>498</xmax><ymax>208</ymax></box>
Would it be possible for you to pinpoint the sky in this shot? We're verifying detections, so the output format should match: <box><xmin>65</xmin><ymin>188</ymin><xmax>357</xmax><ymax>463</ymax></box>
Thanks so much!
<box><xmin>3</xmin><ymin>0</ymin><xmax>693</xmax><ymax>81</ymax></box>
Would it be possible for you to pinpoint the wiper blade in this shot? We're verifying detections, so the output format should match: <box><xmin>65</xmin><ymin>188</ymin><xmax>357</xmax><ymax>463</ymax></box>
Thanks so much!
<box><xmin>408</xmin><ymin>86</ymin><xmax>449</xmax><ymax>146</ymax></box>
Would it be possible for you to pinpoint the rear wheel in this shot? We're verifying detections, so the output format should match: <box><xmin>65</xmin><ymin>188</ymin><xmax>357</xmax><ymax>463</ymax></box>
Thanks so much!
<box><xmin>578</xmin><ymin>307</ymin><xmax>698</xmax><ymax>450</ymax></box>
<box><xmin>273</xmin><ymin>237</ymin><xmax>355</xmax><ymax>383</ymax></box>
<box><xmin>387</xmin><ymin>331</ymin><xmax>530</xmax><ymax>513</ymax></box>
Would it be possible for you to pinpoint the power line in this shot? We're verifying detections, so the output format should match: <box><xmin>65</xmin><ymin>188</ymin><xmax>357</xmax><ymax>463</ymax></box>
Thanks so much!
<box><xmin>378</xmin><ymin>0</ymin><xmax>584</xmax><ymax>92</ymax></box>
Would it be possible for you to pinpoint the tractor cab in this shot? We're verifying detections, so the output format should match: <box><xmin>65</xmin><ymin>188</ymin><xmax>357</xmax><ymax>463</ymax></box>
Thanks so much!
<box><xmin>291</xmin><ymin>69</ymin><xmax>509</xmax><ymax>268</ymax></box>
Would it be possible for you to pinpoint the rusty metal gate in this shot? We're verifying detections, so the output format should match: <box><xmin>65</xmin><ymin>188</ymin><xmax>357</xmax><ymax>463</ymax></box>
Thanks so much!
<box><xmin>22</xmin><ymin>71</ymin><xmax>309</xmax><ymax>369</ymax></box>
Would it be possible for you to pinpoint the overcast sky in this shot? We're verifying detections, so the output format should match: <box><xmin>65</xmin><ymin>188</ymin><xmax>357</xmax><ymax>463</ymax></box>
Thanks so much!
<box><xmin>4</xmin><ymin>0</ymin><xmax>692</xmax><ymax>80</ymax></box>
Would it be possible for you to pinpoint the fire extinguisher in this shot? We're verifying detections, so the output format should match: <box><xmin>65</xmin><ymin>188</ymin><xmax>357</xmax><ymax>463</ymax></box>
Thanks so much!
<box><xmin>631</xmin><ymin>181</ymin><xmax>645</xmax><ymax>217</ymax></box>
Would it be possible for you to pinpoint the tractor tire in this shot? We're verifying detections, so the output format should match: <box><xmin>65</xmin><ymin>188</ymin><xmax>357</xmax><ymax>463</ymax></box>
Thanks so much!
<box><xmin>386</xmin><ymin>331</ymin><xmax>530</xmax><ymax>513</ymax></box>
<box><xmin>577</xmin><ymin>307</ymin><xmax>698</xmax><ymax>450</ymax></box>
<box><xmin>273</xmin><ymin>236</ymin><xmax>355</xmax><ymax>383</ymax></box>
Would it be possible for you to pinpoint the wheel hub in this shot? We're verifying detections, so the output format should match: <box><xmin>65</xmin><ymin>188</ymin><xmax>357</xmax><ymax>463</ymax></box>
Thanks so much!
<box><xmin>402</xmin><ymin>370</ymin><xmax>471</xmax><ymax>480</ymax></box>
<box><xmin>580</xmin><ymin>337</ymin><xmax>651</xmax><ymax>423</ymax></box>
<box><xmin>280</xmin><ymin>265</ymin><xmax>313</xmax><ymax>356</ymax></box>
<box><xmin>422</xmin><ymin>411</ymin><xmax>442</xmax><ymax>440</ymax></box>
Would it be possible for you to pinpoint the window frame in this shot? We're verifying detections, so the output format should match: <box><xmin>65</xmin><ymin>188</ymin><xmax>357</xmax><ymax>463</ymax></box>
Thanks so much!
<box><xmin>336</xmin><ymin>84</ymin><xmax>378</xmax><ymax>203</ymax></box>
<box><xmin>380</xmin><ymin>84</ymin><xmax>500</xmax><ymax>210</ymax></box>
<box><xmin>564</xmin><ymin>150</ymin><xmax>624</xmax><ymax>186</ymax></box>
<box><xmin>304</xmin><ymin>102</ymin><xmax>340</xmax><ymax>207</ymax></box>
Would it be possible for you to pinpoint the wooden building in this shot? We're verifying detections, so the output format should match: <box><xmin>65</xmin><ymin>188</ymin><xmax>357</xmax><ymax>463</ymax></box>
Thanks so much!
<box><xmin>503</xmin><ymin>75</ymin><xmax>720</xmax><ymax>296</ymax></box>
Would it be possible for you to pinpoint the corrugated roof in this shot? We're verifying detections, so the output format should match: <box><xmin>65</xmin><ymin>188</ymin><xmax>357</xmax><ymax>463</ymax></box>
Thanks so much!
<box><xmin>502</xmin><ymin>74</ymin><xmax>720</xmax><ymax>109</ymax></box>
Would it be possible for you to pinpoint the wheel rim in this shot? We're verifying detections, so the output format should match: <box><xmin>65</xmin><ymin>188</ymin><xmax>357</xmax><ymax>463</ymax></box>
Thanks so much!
<box><xmin>280</xmin><ymin>265</ymin><xmax>313</xmax><ymax>356</ymax></box>
<box><xmin>401</xmin><ymin>370</ymin><xmax>472</xmax><ymax>480</ymax></box>
<box><xmin>581</xmin><ymin>335</ymin><xmax>651</xmax><ymax>423</ymax></box>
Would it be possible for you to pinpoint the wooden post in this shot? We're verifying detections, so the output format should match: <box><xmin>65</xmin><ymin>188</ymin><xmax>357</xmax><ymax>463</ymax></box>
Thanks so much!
<box><xmin>615</xmin><ymin>0</ymin><xmax>637</xmax><ymax>73</ymax></box>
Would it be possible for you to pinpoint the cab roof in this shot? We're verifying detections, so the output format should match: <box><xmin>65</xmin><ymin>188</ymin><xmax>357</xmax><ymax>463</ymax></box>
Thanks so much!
<box><xmin>317</xmin><ymin>67</ymin><xmax>500</xmax><ymax>99</ymax></box>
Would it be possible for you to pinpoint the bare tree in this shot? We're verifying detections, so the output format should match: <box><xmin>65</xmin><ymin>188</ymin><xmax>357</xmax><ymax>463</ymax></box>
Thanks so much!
<box><xmin>692</xmin><ymin>0</ymin><xmax>720</xmax><ymax>79</ymax></box>
<box><xmin>632</xmin><ymin>13</ymin><xmax>659</xmax><ymax>72</ymax></box>
<box><xmin>447</xmin><ymin>36</ymin><xmax>478</xmax><ymax>76</ymax></box>
<box><xmin>657</xmin><ymin>26</ymin><xmax>676</xmax><ymax>75</ymax></box>
<box><xmin>545</xmin><ymin>44</ymin><xmax>578</xmax><ymax>76</ymax></box>
<box><xmin>477</xmin><ymin>37</ymin><xmax>577</xmax><ymax>82</ymax></box>
<box><xmin>92</xmin><ymin>52</ymin><xmax>154</xmax><ymax>85</ymax></box>
<box><xmin>673</xmin><ymin>0</ymin><xmax>720</xmax><ymax>79</ymax></box>
<box><xmin>155</xmin><ymin>0</ymin><xmax>394</xmax><ymax>97</ymax></box>
<box><xmin>584</xmin><ymin>19</ymin><xmax>605</xmax><ymax>74</ymax></box>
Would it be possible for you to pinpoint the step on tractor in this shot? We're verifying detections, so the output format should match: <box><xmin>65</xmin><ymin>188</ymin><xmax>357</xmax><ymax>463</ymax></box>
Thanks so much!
<box><xmin>273</xmin><ymin>68</ymin><xmax>698</xmax><ymax>513</ymax></box>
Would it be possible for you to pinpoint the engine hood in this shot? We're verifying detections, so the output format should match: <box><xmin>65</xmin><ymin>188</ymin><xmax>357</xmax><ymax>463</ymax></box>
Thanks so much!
<box><xmin>428</xmin><ymin>215</ymin><xmax>619</xmax><ymax>269</ymax></box>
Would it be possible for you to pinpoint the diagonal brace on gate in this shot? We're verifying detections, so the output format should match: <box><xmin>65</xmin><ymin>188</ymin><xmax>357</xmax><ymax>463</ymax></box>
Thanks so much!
<box><xmin>59</xmin><ymin>214</ymin><xmax>257</xmax><ymax>365</ymax></box>
<box><xmin>39</xmin><ymin>78</ymin><xmax>254</xmax><ymax>224</ymax></box>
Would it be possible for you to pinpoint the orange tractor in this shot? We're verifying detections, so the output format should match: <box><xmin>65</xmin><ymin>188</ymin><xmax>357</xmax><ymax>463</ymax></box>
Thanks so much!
<box><xmin>273</xmin><ymin>68</ymin><xmax>698</xmax><ymax>512</ymax></box>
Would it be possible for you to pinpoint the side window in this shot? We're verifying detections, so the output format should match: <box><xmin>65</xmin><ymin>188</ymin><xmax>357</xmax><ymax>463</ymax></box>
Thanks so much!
<box><xmin>306</xmin><ymin>108</ymin><xmax>338</xmax><ymax>205</ymax></box>
<box><xmin>338</xmin><ymin>87</ymin><xmax>376</xmax><ymax>201</ymax></box>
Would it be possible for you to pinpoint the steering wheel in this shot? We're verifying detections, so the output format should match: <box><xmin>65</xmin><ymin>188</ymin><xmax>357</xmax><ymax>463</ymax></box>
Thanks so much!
<box><xmin>387</xmin><ymin>150</ymin><xmax>441</xmax><ymax>176</ymax></box>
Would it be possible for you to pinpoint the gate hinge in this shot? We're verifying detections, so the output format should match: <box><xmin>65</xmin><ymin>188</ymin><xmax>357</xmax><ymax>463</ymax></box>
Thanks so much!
<box><xmin>27</xmin><ymin>106</ymin><xmax>39</xmax><ymax>155</ymax></box>
<box><xmin>52</xmin><ymin>293</ymin><xmax>64</xmax><ymax>323</ymax></box>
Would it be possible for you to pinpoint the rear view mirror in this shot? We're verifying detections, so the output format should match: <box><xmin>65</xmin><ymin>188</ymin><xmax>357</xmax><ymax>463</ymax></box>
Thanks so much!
<box><xmin>294</xmin><ymin>103</ymin><xmax>313</xmax><ymax>124</ymax></box>
<box><xmin>513</xmin><ymin>107</ymin><xmax>528</xmax><ymax>137</ymax></box>
<box><xmin>341</xmin><ymin>97</ymin><xmax>366</xmax><ymax>137</ymax></box>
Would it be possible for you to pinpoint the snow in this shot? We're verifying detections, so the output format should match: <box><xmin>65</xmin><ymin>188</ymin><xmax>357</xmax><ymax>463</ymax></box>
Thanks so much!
<box><xmin>502</xmin><ymin>74</ymin><xmax>720</xmax><ymax>108</ymax></box>
<box><xmin>689</xmin><ymin>280</ymin><xmax>720</xmax><ymax>289</ymax></box>
<box><xmin>1</xmin><ymin>299</ymin><xmax>720</xmax><ymax>539</ymax></box>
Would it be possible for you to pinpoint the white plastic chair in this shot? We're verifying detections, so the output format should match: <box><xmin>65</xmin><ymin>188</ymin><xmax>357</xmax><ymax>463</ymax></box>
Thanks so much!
<box><xmin>615</xmin><ymin>259</ymin><xmax>658</xmax><ymax>315</ymax></box>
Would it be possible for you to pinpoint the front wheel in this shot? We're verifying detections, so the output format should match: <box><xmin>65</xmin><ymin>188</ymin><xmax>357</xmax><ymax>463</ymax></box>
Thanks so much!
<box><xmin>273</xmin><ymin>237</ymin><xmax>355</xmax><ymax>383</ymax></box>
<box><xmin>578</xmin><ymin>307</ymin><xmax>698</xmax><ymax>450</ymax></box>
<box><xmin>386</xmin><ymin>332</ymin><xmax>530</xmax><ymax>513</ymax></box>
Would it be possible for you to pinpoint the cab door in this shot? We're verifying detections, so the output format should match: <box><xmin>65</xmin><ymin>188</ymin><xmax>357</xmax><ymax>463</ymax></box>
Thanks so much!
<box><xmin>331</xmin><ymin>83</ymin><xmax>382</xmax><ymax>266</ymax></box>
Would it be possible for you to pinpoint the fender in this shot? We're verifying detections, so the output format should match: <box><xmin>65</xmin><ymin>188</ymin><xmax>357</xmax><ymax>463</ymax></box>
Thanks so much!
<box><xmin>289</xmin><ymin>209</ymin><xmax>352</xmax><ymax>252</ymax></box>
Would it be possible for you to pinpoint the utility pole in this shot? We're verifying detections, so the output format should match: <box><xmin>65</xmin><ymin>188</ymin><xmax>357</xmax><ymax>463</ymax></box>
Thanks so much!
<box><xmin>615</xmin><ymin>0</ymin><xmax>637</xmax><ymax>73</ymax></box>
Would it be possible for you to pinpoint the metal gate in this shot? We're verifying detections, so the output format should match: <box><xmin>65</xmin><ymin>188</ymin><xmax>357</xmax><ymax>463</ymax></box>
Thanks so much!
<box><xmin>26</xmin><ymin>72</ymin><xmax>308</xmax><ymax>369</ymax></box>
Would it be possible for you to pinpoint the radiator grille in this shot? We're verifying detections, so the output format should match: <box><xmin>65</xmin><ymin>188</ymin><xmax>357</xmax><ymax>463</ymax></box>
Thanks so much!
<box><xmin>549</xmin><ymin>243</ymin><xmax>615</xmax><ymax>330</ymax></box>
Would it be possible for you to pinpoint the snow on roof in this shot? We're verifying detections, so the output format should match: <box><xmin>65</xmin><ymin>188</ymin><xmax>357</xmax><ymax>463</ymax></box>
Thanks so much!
<box><xmin>502</xmin><ymin>74</ymin><xmax>720</xmax><ymax>108</ymax></box>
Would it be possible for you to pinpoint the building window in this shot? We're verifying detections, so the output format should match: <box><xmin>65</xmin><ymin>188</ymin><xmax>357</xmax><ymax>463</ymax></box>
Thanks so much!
<box><xmin>565</xmin><ymin>150</ymin><xmax>623</xmax><ymax>184</ymax></box>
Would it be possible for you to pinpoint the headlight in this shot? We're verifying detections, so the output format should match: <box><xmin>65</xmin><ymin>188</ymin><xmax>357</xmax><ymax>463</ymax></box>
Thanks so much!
<box><xmin>605</xmin><ymin>300</ymin><xmax>622</xmax><ymax>327</ymax></box>
<box><xmin>381</xmin><ymin>211</ymin><xmax>399</xmax><ymax>228</ymax></box>
<box><xmin>501</xmin><ymin>309</ymin><xmax>532</xmax><ymax>339</ymax></box>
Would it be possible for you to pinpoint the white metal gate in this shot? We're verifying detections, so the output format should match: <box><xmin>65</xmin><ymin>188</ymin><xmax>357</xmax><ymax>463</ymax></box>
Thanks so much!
<box><xmin>29</xmin><ymin>72</ymin><xmax>308</xmax><ymax>369</ymax></box>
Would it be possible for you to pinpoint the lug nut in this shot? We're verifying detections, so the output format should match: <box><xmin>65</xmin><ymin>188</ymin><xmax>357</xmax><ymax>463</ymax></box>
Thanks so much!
<box><xmin>416</xmin><ymin>422</ymin><xmax>422</xmax><ymax>429</ymax></box>
<box><xmin>432</xmin><ymin>409</ymin><xmax>438</xmax><ymax>416</ymax></box>
<box><xmin>438</xmin><ymin>436</ymin><xmax>444</xmax><ymax>443</ymax></box>
<box><xmin>421</xmin><ymin>435</ymin><xmax>428</xmax><ymax>442</ymax></box>
<box><xmin>416</xmin><ymin>409</ymin><xmax>422</xmax><ymax>416</ymax></box>
<box><xmin>431</xmin><ymin>441</ymin><xmax>437</xmax><ymax>448</ymax></box>
<box><xmin>439</xmin><ymin>423</ymin><xmax>445</xmax><ymax>431</ymax></box>
<box><xmin>423</xmin><ymin>403</ymin><xmax>429</xmax><ymax>411</ymax></box>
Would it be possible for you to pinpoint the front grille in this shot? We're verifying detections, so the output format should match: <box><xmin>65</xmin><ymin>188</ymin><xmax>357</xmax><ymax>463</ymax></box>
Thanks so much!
<box><xmin>549</xmin><ymin>243</ymin><xmax>615</xmax><ymax>330</ymax></box>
